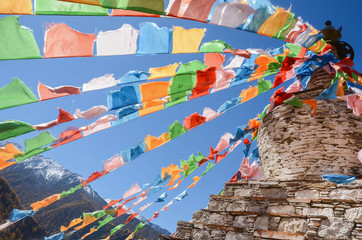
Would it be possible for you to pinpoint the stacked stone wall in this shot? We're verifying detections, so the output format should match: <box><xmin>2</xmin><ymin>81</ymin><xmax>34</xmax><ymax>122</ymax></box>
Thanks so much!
<box><xmin>162</xmin><ymin>181</ymin><xmax>362</xmax><ymax>240</ymax></box>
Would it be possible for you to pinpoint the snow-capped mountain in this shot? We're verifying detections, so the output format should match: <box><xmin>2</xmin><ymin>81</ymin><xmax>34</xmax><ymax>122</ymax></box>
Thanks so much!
<box><xmin>0</xmin><ymin>142</ymin><xmax>170</xmax><ymax>239</ymax></box>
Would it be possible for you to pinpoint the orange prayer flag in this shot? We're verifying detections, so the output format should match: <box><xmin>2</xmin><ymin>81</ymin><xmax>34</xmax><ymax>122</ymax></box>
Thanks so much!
<box><xmin>140</xmin><ymin>81</ymin><xmax>170</xmax><ymax>102</ymax></box>
<box><xmin>145</xmin><ymin>133</ymin><xmax>170</xmax><ymax>151</ymax></box>
<box><xmin>165</xmin><ymin>173</ymin><xmax>181</xmax><ymax>187</ymax></box>
<box><xmin>169</xmin><ymin>180</ymin><xmax>182</xmax><ymax>191</ymax></box>
<box><xmin>187</xmin><ymin>176</ymin><xmax>201</xmax><ymax>189</ymax></box>
<box><xmin>139</xmin><ymin>99</ymin><xmax>165</xmax><ymax>117</ymax></box>
<box><xmin>0</xmin><ymin>143</ymin><xmax>23</xmax><ymax>162</ymax></box>
<box><xmin>75</xmin><ymin>214</ymin><xmax>98</xmax><ymax>230</ymax></box>
<box><xmin>0</xmin><ymin>0</ymin><xmax>32</xmax><ymax>14</ymax></box>
<box><xmin>148</xmin><ymin>63</ymin><xmax>180</xmax><ymax>80</ymax></box>
<box><xmin>302</xmin><ymin>99</ymin><xmax>317</xmax><ymax>116</ymax></box>
<box><xmin>249</xmin><ymin>55</ymin><xmax>278</xmax><ymax>81</ymax></box>
<box><xmin>309</xmin><ymin>40</ymin><xmax>327</xmax><ymax>53</ymax></box>
<box><xmin>240</xmin><ymin>86</ymin><xmax>258</xmax><ymax>103</ymax></box>
<box><xmin>31</xmin><ymin>194</ymin><xmax>60</xmax><ymax>211</ymax></box>
<box><xmin>247</xmin><ymin>118</ymin><xmax>262</xmax><ymax>130</ymax></box>
<box><xmin>0</xmin><ymin>161</ymin><xmax>16</xmax><ymax>171</ymax></box>
<box><xmin>161</xmin><ymin>164</ymin><xmax>180</xmax><ymax>178</ymax></box>
<box><xmin>337</xmin><ymin>78</ymin><xmax>345</xmax><ymax>97</ymax></box>
<box><xmin>60</xmin><ymin>217</ymin><xmax>83</xmax><ymax>232</ymax></box>
<box><xmin>81</xmin><ymin>227</ymin><xmax>98</xmax><ymax>240</ymax></box>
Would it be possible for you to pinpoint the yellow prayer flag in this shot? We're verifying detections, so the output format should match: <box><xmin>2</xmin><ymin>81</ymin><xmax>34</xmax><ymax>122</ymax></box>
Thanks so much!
<box><xmin>149</xmin><ymin>63</ymin><xmax>181</xmax><ymax>80</ymax></box>
<box><xmin>172</xmin><ymin>27</ymin><xmax>206</xmax><ymax>54</ymax></box>
<box><xmin>0</xmin><ymin>0</ymin><xmax>33</xmax><ymax>14</ymax></box>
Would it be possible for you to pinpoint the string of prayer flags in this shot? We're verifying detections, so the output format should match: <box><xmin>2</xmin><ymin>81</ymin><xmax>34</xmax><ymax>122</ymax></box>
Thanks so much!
<box><xmin>0</xmin><ymin>16</ymin><xmax>41</xmax><ymax>60</ymax></box>
<box><xmin>0</xmin><ymin>0</ymin><xmax>330</xmax><ymax>53</ymax></box>
<box><xmin>53</xmin><ymin>127</ymin><xmax>250</xmax><ymax>239</ymax></box>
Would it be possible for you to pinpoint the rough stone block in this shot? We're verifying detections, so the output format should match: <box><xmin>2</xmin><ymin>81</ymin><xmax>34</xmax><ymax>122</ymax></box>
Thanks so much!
<box><xmin>345</xmin><ymin>208</ymin><xmax>362</xmax><ymax>222</ymax></box>
<box><xmin>207</xmin><ymin>213</ymin><xmax>225</xmax><ymax>225</ymax></box>
<box><xmin>318</xmin><ymin>217</ymin><xmax>354</xmax><ymax>239</ymax></box>
<box><xmin>278</xmin><ymin>218</ymin><xmax>308</xmax><ymax>234</ymax></box>
<box><xmin>302</xmin><ymin>207</ymin><xmax>334</xmax><ymax>218</ymax></box>
<box><xmin>254</xmin><ymin>216</ymin><xmax>269</xmax><ymax>231</ymax></box>
<box><xmin>330</xmin><ymin>189</ymin><xmax>359</xmax><ymax>200</ymax></box>
<box><xmin>266</xmin><ymin>205</ymin><xmax>295</xmax><ymax>215</ymax></box>
<box><xmin>233</xmin><ymin>216</ymin><xmax>248</xmax><ymax>229</ymax></box>
<box><xmin>225</xmin><ymin>232</ymin><xmax>253</xmax><ymax>240</ymax></box>
<box><xmin>295</xmin><ymin>190</ymin><xmax>320</xmax><ymax>199</ymax></box>
<box><xmin>254</xmin><ymin>230</ymin><xmax>305</xmax><ymax>240</ymax></box>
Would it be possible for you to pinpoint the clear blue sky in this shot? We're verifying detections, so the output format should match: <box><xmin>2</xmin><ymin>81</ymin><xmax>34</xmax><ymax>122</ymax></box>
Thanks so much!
<box><xmin>0</xmin><ymin>0</ymin><xmax>361</xmax><ymax>233</ymax></box>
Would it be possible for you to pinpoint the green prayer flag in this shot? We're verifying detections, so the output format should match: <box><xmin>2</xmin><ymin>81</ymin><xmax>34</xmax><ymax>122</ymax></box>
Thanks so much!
<box><xmin>0</xmin><ymin>78</ymin><xmax>39</xmax><ymax>110</ymax></box>
<box><xmin>24</xmin><ymin>131</ymin><xmax>57</xmax><ymax>153</ymax></box>
<box><xmin>184</xmin><ymin>164</ymin><xmax>198</xmax><ymax>178</ymax></box>
<box><xmin>180</xmin><ymin>160</ymin><xmax>188</xmax><ymax>170</ymax></box>
<box><xmin>36</xmin><ymin>0</ymin><xmax>109</xmax><ymax>15</ymax></box>
<box><xmin>264</xmin><ymin>62</ymin><xmax>281</xmax><ymax>77</ymax></box>
<box><xmin>15</xmin><ymin>146</ymin><xmax>52</xmax><ymax>162</ymax></box>
<box><xmin>199</xmin><ymin>41</ymin><xmax>226</xmax><ymax>53</ymax></box>
<box><xmin>168</xmin><ymin>120</ymin><xmax>188</xmax><ymax>140</ymax></box>
<box><xmin>257</xmin><ymin>78</ymin><xmax>272</xmax><ymax>95</ymax></box>
<box><xmin>202</xmin><ymin>162</ymin><xmax>215</xmax><ymax>176</ymax></box>
<box><xmin>168</xmin><ymin>74</ymin><xmax>196</xmax><ymax>95</ymax></box>
<box><xmin>284</xmin><ymin>98</ymin><xmax>304</xmax><ymax>108</ymax></box>
<box><xmin>177</xmin><ymin>60</ymin><xmax>207</xmax><ymax>74</ymax></box>
<box><xmin>0</xmin><ymin>16</ymin><xmax>41</xmax><ymax>60</ymax></box>
<box><xmin>134</xmin><ymin>222</ymin><xmax>146</xmax><ymax>233</ymax></box>
<box><xmin>0</xmin><ymin>120</ymin><xmax>35</xmax><ymax>141</ymax></box>
<box><xmin>110</xmin><ymin>223</ymin><xmax>124</xmax><ymax>236</ymax></box>
<box><xmin>277</xmin><ymin>16</ymin><xmax>298</xmax><ymax>40</ymax></box>
<box><xmin>165</xmin><ymin>90</ymin><xmax>191</xmax><ymax>108</ymax></box>
<box><xmin>102</xmin><ymin>0</ymin><xmax>165</xmax><ymax>15</ymax></box>
<box><xmin>286</xmin><ymin>43</ymin><xmax>303</xmax><ymax>58</ymax></box>
<box><xmin>218</xmin><ymin>189</ymin><xmax>224</xmax><ymax>196</ymax></box>
<box><xmin>259</xmin><ymin>104</ymin><xmax>270</xmax><ymax>120</ymax></box>
<box><xmin>83</xmin><ymin>210</ymin><xmax>106</xmax><ymax>219</ymax></box>
<box><xmin>97</xmin><ymin>215</ymin><xmax>115</xmax><ymax>229</ymax></box>
<box><xmin>60</xmin><ymin>184</ymin><xmax>82</xmax><ymax>197</ymax></box>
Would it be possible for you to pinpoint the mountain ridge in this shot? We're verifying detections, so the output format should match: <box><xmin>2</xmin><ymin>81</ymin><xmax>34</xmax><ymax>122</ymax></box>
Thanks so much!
<box><xmin>0</xmin><ymin>142</ymin><xmax>170</xmax><ymax>239</ymax></box>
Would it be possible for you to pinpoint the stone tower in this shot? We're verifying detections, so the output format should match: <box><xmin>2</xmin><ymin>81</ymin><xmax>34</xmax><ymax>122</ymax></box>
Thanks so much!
<box><xmin>160</xmin><ymin>68</ymin><xmax>362</xmax><ymax>240</ymax></box>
